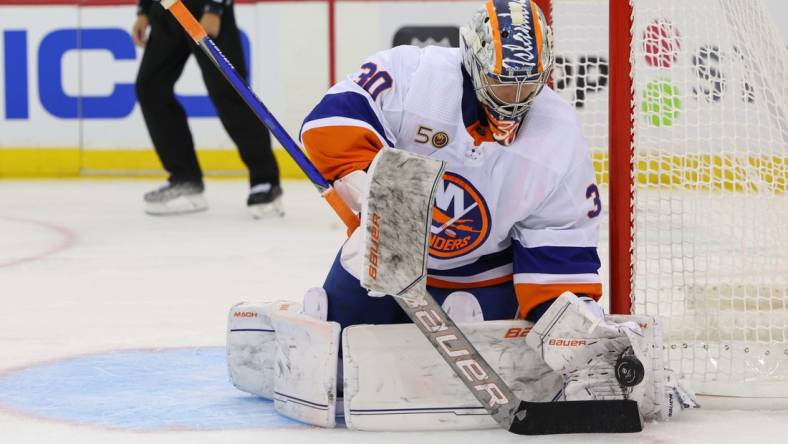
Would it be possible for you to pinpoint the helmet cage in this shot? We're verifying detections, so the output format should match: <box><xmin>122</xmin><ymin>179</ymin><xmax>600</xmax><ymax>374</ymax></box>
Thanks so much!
<box><xmin>471</xmin><ymin>56</ymin><xmax>551</xmax><ymax>121</ymax></box>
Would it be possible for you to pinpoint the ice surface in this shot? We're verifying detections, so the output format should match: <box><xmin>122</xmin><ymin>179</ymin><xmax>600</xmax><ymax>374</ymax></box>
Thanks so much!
<box><xmin>0</xmin><ymin>179</ymin><xmax>786</xmax><ymax>444</ymax></box>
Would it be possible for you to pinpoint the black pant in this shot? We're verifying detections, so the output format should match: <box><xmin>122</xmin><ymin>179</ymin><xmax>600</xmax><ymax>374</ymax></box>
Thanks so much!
<box><xmin>135</xmin><ymin>1</ymin><xmax>279</xmax><ymax>186</ymax></box>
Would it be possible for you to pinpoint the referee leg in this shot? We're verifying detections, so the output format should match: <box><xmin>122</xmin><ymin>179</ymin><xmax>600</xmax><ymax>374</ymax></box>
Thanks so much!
<box><xmin>135</xmin><ymin>4</ymin><xmax>200</xmax><ymax>184</ymax></box>
<box><xmin>192</xmin><ymin>4</ymin><xmax>280</xmax><ymax>187</ymax></box>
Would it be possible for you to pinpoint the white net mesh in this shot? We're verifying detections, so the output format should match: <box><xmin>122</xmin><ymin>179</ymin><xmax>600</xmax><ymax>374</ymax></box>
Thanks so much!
<box><xmin>551</xmin><ymin>0</ymin><xmax>788</xmax><ymax>396</ymax></box>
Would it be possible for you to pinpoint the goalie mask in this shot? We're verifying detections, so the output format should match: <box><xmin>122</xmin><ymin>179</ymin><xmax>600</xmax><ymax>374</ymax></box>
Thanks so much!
<box><xmin>460</xmin><ymin>0</ymin><xmax>554</xmax><ymax>145</ymax></box>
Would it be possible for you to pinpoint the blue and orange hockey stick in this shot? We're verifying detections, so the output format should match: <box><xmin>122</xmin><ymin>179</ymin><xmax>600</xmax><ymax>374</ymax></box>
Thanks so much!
<box><xmin>159</xmin><ymin>0</ymin><xmax>359</xmax><ymax>233</ymax></box>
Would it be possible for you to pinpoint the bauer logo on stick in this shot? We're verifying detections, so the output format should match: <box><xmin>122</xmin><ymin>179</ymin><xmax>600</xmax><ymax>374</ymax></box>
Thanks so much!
<box><xmin>368</xmin><ymin>212</ymin><xmax>382</xmax><ymax>280</ymax></box>
<box><xmin>403</xmin><ymin>296</ymin><xmax>510</xmax><ymax>408</ymax></box>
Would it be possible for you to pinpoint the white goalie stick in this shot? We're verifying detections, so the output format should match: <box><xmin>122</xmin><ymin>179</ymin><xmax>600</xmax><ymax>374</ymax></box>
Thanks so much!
<box><xmin>361</xmin><ymin>149</ymin><xmax>642</xmax><ymax>435</ymax></box>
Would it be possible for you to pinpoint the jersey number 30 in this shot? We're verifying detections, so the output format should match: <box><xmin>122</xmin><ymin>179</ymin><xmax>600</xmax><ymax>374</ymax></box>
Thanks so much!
<box><xmin>355</xmin><ymin>62</ymin><xmax>393</xmax><ymax>101</ymax></box>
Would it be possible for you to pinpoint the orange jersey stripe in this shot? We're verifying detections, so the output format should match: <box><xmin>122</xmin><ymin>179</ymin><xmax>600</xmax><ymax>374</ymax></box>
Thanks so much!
<box><xmin>427</xmin><ymin>274</ymin><xmax>513</xmax><ymax>289</ymax></box>
<box><xmin>302</xmin><ymin>125</ymin><xmax>383</xmax><ymax>181</ymax></box>
<box><xmin>530</xmin><ymin>0</ymin><xmax>544</xmax><ymax>73</ymax></box>
<box><xmin>515</xmin><ymin>283</ymin><xmax>603</xmax><ymax>319</ymax></box>
<box><xmin>486</xmin><ymin>0</ymin><xmax>504</xmax><ymax>75</ymax></box>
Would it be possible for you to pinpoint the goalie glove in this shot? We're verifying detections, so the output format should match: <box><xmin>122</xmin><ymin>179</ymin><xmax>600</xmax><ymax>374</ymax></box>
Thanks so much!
<box><xmin>605</xmin><ymin>314</ymin><xmax>700</xmax><ymax>421</ymax></box>
<box><xmin>526</xmin><ymin>292</ymin><xmax>648</xmax><ymax>402</ymax></box>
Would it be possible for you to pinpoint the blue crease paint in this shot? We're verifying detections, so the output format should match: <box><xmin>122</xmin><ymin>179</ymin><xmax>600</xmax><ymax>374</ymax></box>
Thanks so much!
<box><xmin>0</xmin><ymin>347</ymin><xmax>305</xmax><ymax>431</ymax></box>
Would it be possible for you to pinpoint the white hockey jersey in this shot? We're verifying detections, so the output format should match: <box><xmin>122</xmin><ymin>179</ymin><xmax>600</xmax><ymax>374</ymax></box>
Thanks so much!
<box><xmin>300</xmin><ymin>45</ymin><xmax>602</xmax><ymax>318</ymax></box>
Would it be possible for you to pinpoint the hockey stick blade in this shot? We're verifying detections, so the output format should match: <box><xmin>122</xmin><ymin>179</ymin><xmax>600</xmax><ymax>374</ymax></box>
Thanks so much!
<box><xmin>509</xmin><ymin>400</ymin><xmax>642</xmax><ymax>434</ymax></box>
<box><xmin>361</xmin><ymin>149</ymin><xmax>643</xmax><ymax>434</ymax></box>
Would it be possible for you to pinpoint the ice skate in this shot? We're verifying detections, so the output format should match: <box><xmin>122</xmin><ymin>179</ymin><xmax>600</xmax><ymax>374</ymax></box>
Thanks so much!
<box><xmin>144</xmin><ymin>181</ymin><xmax>208</xmax><ymax>215</ymax></box>
<box><xmin>247</xmin><ymin>183</ymin><xmax>284</xmax><ymax>219</ymax></box>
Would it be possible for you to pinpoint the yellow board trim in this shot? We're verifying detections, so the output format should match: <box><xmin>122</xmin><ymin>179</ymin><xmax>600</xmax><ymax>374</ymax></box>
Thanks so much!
<box><xmin>1</xmin><ymin>148</ymin><xmax>785</xmax><ymax>194</ymax></box>
<box><xmin>0</xmin><ymin>148</ymin><xmax>82</xmax><ymax>177</ymax></box>
<box><xmin>0</xmin><ymin>148</ymin><xmax>306</xmax><ymax>180</ymax></box>
<box><xmin>591</xmin><ymin>151</ymin><xmax>787</xmax><ymax>193</ymax></box>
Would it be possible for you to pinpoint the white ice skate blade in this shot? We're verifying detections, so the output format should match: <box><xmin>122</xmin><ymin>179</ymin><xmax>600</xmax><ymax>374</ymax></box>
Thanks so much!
<box><xmin>248</xmin><ymin>198</ymin><xmax>284</xmax><ymax>219</ymax></box>
<box><xmin>145</xmin><ymin>194</ymin><xmax>208</xmax><ymax>215</ymax></box>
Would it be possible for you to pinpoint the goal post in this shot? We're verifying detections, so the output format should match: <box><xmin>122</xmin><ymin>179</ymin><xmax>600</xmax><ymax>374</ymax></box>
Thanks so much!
<box><xmin>537</xmin><ymin>0</ymin><xmax>788</xmax><ymax>397</ymax></box>
<box><xmin>607</xmin><ymin>0</ymin><xmax>635</xmax><ymax>317</ymax></box>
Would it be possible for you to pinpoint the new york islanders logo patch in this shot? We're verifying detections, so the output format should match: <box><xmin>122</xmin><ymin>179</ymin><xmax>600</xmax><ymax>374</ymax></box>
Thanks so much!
<box><xmin>429</xmin><ymin>172</ymin><xmax>491</xmax><ymax>258</ymax></box>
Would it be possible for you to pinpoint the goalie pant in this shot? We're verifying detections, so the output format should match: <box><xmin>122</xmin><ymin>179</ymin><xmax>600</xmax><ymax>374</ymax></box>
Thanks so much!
<box><xmin>322</xmin><ymin>249</ymin><xmax>518</xmax><ymax>329</ymax></box>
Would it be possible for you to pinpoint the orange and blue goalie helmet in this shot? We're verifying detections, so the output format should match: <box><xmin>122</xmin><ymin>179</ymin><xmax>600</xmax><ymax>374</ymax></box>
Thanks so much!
<box><xmin>460</xmin><ymin>0</ymin><xmax>554</xmax><ymax>145</ymax></box>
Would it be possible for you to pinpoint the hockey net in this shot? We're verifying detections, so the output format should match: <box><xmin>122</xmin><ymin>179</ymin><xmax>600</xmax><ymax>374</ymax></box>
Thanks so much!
<box><xmin>541</xmin><ymin>0</ymin><xmax>788</xmax><ymax>396</ymax></box>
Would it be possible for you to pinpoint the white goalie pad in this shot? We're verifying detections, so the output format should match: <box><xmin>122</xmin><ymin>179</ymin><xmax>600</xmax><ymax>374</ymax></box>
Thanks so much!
<box><xmin>272</xmin><ymin>311</ymin><xmax>341</xmax><ymax>428</ymax></box>
<box><xmin>226</xmin><ymin>301</ymin><xmax>301</xmax><ymax>398</ymax></box>
<box><xmin>341</xmin><ymin>320</ymin><xmax>562</xmax><ymax>431</ymax></box>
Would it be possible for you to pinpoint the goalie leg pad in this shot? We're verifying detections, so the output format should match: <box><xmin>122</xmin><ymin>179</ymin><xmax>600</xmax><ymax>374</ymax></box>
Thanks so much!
<box><xmin>272</xmin><ymin>311</ymin><xmax>341</xmax><ymax>428</ymax></box>
<box><xmin>342</xmin><ymin>320</ymin><xmax>562</xmax><ymax>431</ymax></box>
<box><xmin>226</xmin><ymin>301</ymin><xmax>300</xmax><ymax>398</ymax></box>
